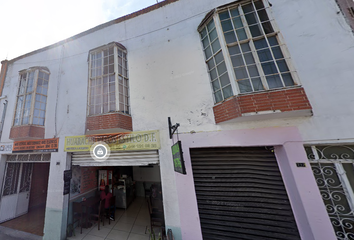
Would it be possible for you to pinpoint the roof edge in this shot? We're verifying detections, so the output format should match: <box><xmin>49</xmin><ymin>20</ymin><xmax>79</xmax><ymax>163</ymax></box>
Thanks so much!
<box><xmin>7</xmin><ymin>0</ymin><xmax>180</xmax><ymax>63</ymax></box>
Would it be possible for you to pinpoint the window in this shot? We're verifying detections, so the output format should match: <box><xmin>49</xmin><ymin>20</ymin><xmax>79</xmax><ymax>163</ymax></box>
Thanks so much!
<box><xmin>14</xmin><ymin>67</ymin><xmax>49</xmax><ymax>126</ymax></box>
<box><xmin>88</xmin><ymin>42</ymin><xmax>129</xmax><ymax>116</ymax></box>
<box><xmin>199</xmin><ymin>0</ymin><xmax>297</xmax><ymax>103</ymax></box>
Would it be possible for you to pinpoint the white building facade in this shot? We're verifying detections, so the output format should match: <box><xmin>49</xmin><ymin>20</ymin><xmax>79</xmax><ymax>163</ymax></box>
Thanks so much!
<box><xmin>0</xmin><ymin>0</ymin><xmax>353</xmax><ymax>239</ymax></box>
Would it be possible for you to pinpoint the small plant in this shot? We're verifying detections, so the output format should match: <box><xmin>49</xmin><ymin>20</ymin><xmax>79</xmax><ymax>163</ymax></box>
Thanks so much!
<box><xmin>67</xmin><ymin>224</ymin><xmax>75</xmax><ymax>237</ymax></box>
<box><xmin>148</xmin><ymin>228</ymin><xmax>162</xmax><ymax>240</ymax></box>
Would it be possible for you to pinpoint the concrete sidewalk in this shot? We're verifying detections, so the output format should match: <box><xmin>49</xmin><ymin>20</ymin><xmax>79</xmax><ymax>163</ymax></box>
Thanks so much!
<box><xmin>0</xmin><ymin>226</ymin><xmax>42</xmax><ymax>240</ymax></box>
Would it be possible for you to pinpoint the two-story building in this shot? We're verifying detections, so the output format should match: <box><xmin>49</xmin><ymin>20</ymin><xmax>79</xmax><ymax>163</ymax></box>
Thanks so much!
<box><xmin>0</xmin><ymin>0</ymin><xmax>353</xmax><ymax>239</ymax></box>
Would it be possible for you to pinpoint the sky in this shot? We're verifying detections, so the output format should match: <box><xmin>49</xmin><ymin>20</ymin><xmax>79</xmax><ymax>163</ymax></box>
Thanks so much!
<box><xmin>0</xmin><ymin>0</ymin><xmax>160</xmax><ymax>61</ymax></box>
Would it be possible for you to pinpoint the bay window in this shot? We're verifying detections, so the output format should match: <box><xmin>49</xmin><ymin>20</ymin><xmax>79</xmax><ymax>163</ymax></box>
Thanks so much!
<box><xmin>199</xmin><ymin>0</ymin><xmax>298</xmax><ymax>103</ymax></box>
<box><xmin>14</xmin><ymin>67</ymin><xmax>49</xmax><ymax>126</ymax></box>
<box><xmin>88</xmin><ymin>42</ymin><xmax>129</xmax><ymax>116</ymax></box>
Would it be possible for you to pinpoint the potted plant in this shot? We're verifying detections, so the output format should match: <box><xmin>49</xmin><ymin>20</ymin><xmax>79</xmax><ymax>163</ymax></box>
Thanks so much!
<box><xmin>67</xmin><ymin>224</ymin><xmax>75</xmax><ymax>237</ymax></box>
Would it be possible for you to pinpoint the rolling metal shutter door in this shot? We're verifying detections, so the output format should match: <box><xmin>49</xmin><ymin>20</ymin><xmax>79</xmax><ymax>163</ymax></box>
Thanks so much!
<box><xmin>71</xmin><ymin>150</ymin><xmax>159</xmax><ymax>166</ymax></box>
<box><xmin>190</xmin><ymin>147</ymin><xmax>301</xmax><ymax>240</ymax></box>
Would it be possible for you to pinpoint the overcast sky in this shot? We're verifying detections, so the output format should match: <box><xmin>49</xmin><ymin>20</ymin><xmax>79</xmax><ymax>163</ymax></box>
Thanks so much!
<box><xmin>0</xmin><ymin>0</ymin><xmax>159</xmax><ymax>61</ymax></box>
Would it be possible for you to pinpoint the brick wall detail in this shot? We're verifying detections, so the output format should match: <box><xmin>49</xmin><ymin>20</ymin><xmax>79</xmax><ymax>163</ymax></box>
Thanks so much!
<box><xmin>9</xmin><ymin>125</ymin><xmax>45</xmax><ymax>140</ymax></box>
<box><xmin>213</xmin><ymin>87</ymin><xmax>312</xmax><ymax>124</ymax></box>
<box><xmin>86</xmin><ymin>112</ymin><xmax>133</xmax><ymax>131</ymax></box>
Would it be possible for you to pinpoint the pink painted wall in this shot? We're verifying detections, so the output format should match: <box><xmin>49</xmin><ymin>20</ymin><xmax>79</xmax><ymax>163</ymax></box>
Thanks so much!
<box><xmin>174</xmin><ymin>127</ymin><xmax>336</xmax><ymax>240</ymax></box>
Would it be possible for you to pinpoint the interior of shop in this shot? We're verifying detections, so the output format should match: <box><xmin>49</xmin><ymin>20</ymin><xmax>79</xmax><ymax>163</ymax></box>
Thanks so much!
<box><xmin>67</xmin><ymin>164</ymin><xmax>164</xmax><ymax>240</ymax></box>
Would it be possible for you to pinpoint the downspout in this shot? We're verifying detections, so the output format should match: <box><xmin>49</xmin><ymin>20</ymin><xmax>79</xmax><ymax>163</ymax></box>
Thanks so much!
<box><xmin>0</xmin><ymin>98</ymin><xmax>8</xmax><ymax>140</ymax></box>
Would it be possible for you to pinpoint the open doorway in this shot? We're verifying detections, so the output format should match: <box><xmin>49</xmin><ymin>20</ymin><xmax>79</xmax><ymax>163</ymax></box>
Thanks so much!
<box><xmin>0</xmin><ymin>161</ymin><xmax>50</xmax><ymax>236</ymax></box>
<box><xmin>68</xmin><ymin>164</ymin><xmax>165</xmax><ymax>240</ymax></box>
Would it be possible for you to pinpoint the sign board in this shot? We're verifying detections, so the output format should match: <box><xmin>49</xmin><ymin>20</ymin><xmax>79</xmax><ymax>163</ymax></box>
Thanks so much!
<box><xmin>296</xmin><ymin>162</ymin><xmax>306</xmax><ymax>167</ymax></box>
<box><xmin>63</xmin><ymin>170</ymin><xmax>72</xmax><ymax>195</ymax></box>
<box><xmin>171</xmin><ymin>141</ymin><xmax>186</xmax><ymax>175</ymax></box>
<box><xmin>0</xmin><ymin>142</ymin><xmax>13</xmax><ymax>154</ymax></box>
<box><xmin>64</xmin><ymin>130</ymin><xmax>160</xmax><ymax>152</ymax></box>
<box><xmin>12</xmin><ymin>138</ymin><xmax>59</xmax><ymax>153</ymax></box>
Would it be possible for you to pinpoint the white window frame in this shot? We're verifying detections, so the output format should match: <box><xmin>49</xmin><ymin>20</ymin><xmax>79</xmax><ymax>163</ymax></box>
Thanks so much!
<box><xmin>199</xmin><ymin>0</ymin><xmax>301</xmax><ymax>103</ymax></box>
<box><xmin>87</xmin><ymin>42</ymin><xmax>129</xmax><ymax>116</ymax></box>
<box><xmin>13</xmin><ymin>67</ymin><xmax>50</xmax><ymax>126</ymax></box>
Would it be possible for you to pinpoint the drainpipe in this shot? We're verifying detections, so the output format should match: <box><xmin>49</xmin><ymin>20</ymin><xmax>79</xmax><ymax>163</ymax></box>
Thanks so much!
<box><xmin>0</xmin><ymin>97</ymin><xmax>8</xmax><ymax>141</ymax></box>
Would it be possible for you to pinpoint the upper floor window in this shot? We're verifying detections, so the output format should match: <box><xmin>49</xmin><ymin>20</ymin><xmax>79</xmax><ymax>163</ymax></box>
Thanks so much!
<box><xmin>199</xmin><ymin>0</ymin><xmax>298</xmax><ymax>103</ymax></box>
<box><xmin>88</xmin><ymin>42</ymin><xmax>129</xmax><ymax>116</ymax></box>
<box><xmin>14</xmin><ymin>67</ymin><xmax>49</xmax><ymax>126</ymax></box>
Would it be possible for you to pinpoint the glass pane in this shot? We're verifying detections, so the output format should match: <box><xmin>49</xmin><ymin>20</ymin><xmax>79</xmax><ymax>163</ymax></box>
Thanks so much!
<box><xmin>209</xmin><ymin>29</ymin><xmax>218</xmax><ymax>42</ymax></box>
<box><xmin>109</xmin><ymin>82</ymin><xmax>115</xmax><ymax>92</ymax></box>
<box><xmin>272</xmin><ymin>46</ymin><xmax>284</xmax><ymax>59</ymax></box>
<box><xmin>242</xmin><ymin>3</ymin><xmax>254</xmax><ymax>14</ymax></box>
<box><xmin>200</xmin><ymin>28</ymin><xmax>207</xmax><ymax>39</ymax></box>
<box><xmin>110</xmin><ymin>93</ymin><xmax>115</xmax><ymax>102</ymax></box>
<box><xmin>26</xmin><ymin>72</ymin><xmax>35</xmax><ymax>93</ymax></box>
<box><xmin>214</xmin><ymin>91</ymin><xmax>223</xmax><ymax>103</ymax></box>
<box><xmin>34</xmin><ymin>109</ymin><xmax>39</xmax><ymax>117</ymax></box>
<box><xmin>254</xmin><ymin>38</ymin><xmax>268</xmax><ymax>49</ymax></box>
<box><xmin>212</xmin><ymin>80</ymin><xmax>220</xmax><ymax>91</ymax></box>
<box><xmin>244</xmin><ymin>52</ymin><xmax>255</xmax><ymax>64</ymax></box>
<box><xmin>222</xmin><ymin>85</ymin><xmax>233</xmax><ymax>99</ymax></box>
<box><xmin>245</xmin><ymin>13</ymin><xmax>258</xmax><ymax>25</ymax></box>
<box><xmin>266</xmin><ymin>75</ymin><xmax>283</xmax><ymax>89</ymax></box>
<box><xmin>231</xmin><ymin>55</ymin><xmax>244</xmax><ymax>68</ymax></box>
<box><xmin>110</xmin><ymin>102</ymin><xmax>116</xmax><ymax>112</ymax></box>
<box><xmin>217</xmin><ymin>62</ymin><xmax>227</xmax><ymax>75</ymax></box>
<box><xmin>228</xmin><ymin>45</ymin><xmax>241</xmax><ymax>55</ymax></box>
<box><xmin>234</xmin><ymin>67</ymin><xmax>248</xmax><ymax>80</ymax></box>
<box><xmin>268</xmin><ymin>37</ymin><xmax>278</xmax><ymax>47</ymax></box>
<box><xmin>207</xmin><ymin>20</ymin><xmax>215</xmax><ymax>32</ymax></box>
<box><xmin>277</xmin><ymin>60</ymin><xmax>289</xmax><ymax>72</ymax></box>
<box><xmin>249</xmin><ymin>25</ymin><xmax>262</xmax><ymax>37</ymax></box>
<box><xmin>230</xmin><ymin>8</ymin><xmax>240</xmax><ymax>17</ymax></box>
<box><xmin>211</xmin><ymin>39</ymin><xmax>221</xmax><ymax>53</ymax></box>
<box><xmin>39</xmin><ymin>118</ymin><xmax>44</xmax><ymax>125</ymax></box>
<box><xmin>282</xmin><ymin>73</ymin><xmax>294</xmax><ymax>86</ymax></box>
<box><xmin>251</xmin><ymin>77</ymin><xmax>264</xmax><ymax>91</ymax></box>
<box><xmin>236</xmin><ymin>28</ymin><xmax>247</xmax><ymax>41</ymax></box>
<box><xmin>224</xmin><ymin>32</ymin><xmax>237</xmax><ymax>44</ymax></box>
<box><xmin>262</xmin><ymin>22</ymin><xmax>274</xmax><ymax>34</ymax></box>
<box><xmin>221</xmin><ymin>20</ymin><xmax>233</xmax><ymax>32</ymax></box>
<box><xmin>258</xmin><ymin>9</ymin><xmax>269</xmax><ymax>22</ymax></box>
<box><xmin>257</xmin><ymin>49</ymin><xmax>273</xmax><ymax>62</ymax></box>
<box><xmin>232</xmin><ymin>16</ymin><xmax>243</xmax><ymax>29</ymax></box>
<box><xmin>247</xmin><ymin>64</ymin><xmax>259</xmax><ymax>77</ymax></box>
<box><xmin>220</xmin><ymin>73</ymin><xmax>230</xmax><ymax>87</ymax></box>
<box><xmin>261</xmin><ymin>61</ymin><xmax>278</xmax><ymax>75</ymax></box>
<box><xmin>19</xmin><ymin>163</ymin><xmax>33</xmax><ymax>193</ymax></box>
<box><xmin>103</xmin><ymin>103</ymin><xmax>108</xmax><ymax>113</ymax></box>
<box><xmin>40</xmin><ymin>110</ymin><xmax>45</xmax><ymax>118</ymax></box>
<box><xmin>205</xmin><ymin>46</ymin><xmax>212</xmax><ymax>59</ymax></box>
<box><xmin>2</xmin><ymin>163</ymin><xmax>21</xmax><ymax>196</ymax></box>
<box><xmin>255</xmin><ymin>1</ymin><xmax>265</xmax><ymax>10</ymax></box>
<box><xmin>214</xmin><ymin>52</ymin><xmax>224</xmax><ymax>65</ymax></box>
<box><xmin>207</xmin><ymin>59</ymin><xmax>215</xmax><ymax>70</ymax></box>
<box><xmin>219</xmin><ymin>11</ymin><xmax>230</xmax><ymax>21</ymax></box>
<box><xmin>202</xmin><ymin>37</ymin><xmax>210</xmax><ymax>49</ymax></box>
<box><xmin>210</xmin><ymin>69</ymin><xmax>217</xmax><ymax>80</ymax></box>
<box><xmin>240</xmin><ymin>43</ymin><xmax>251</xmax><ymax>52</ymax></box>
<box><xmin>238</xmin><ymin>79</ymin><xmax>253</xmax><ymax>93</ymax></box>
<box><xmin>95</xmin><ymin>105</ymin><xmax>100</xmax><ymax>114</ymax></box>
<box><xmin>33</xmin><ymin>118</ymin><xmax>39</xmax><ymax>125</ymax></box>
<box><xmin>119</xmin><ymin>84</ymin><xmax>123</xmax><ymax>94</ymax></box>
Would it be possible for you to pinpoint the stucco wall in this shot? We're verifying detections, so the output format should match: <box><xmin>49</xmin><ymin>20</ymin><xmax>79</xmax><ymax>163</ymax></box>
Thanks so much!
<box><xmin>0</xmin><ymin>0</ymin><xmax>353</xmax><ymax>239</ymax></box>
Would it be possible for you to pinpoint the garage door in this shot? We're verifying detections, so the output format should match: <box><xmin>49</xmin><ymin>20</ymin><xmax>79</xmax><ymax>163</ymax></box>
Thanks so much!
<box><xmin>190</xmin><ymin>147</ymin><xmax>300</xmax><ymax>240</ymax></box>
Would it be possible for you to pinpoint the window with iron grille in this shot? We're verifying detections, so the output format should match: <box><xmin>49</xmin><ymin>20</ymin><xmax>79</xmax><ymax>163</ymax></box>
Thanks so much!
<box><xmin>88</xmin><ymin>42</ymin><xmax>129</xmax><ymax>116</ymax></box>
<box><xmin>199</xmin><ymin>0</ymin><xmax>299</xmax><ymax>103</ymax></box>
<box><xmin>14</xmin><ymin>67</ymin><xmax>50</xmax><ymax>126</ymax></box>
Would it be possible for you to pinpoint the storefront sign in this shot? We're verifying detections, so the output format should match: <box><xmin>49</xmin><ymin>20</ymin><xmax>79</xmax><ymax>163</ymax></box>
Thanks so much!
<box><xmin>64</xmin><ymin>130</ymin><xmax>160</xmax><ymax>152</ymax></box>
<box><xmin>0</xmin><ymin>142</ymin><xmax>13</xmax><ymax>154</ymax></box>
<box><xmin>172</xmin><ymin>141</ymin><xmax>186</xmax><ymax>175</ymax></box>
<box><xmin>12</xmin><ymin>138</ymin><xmax>59</xmax><ymax>153</ymax></box>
